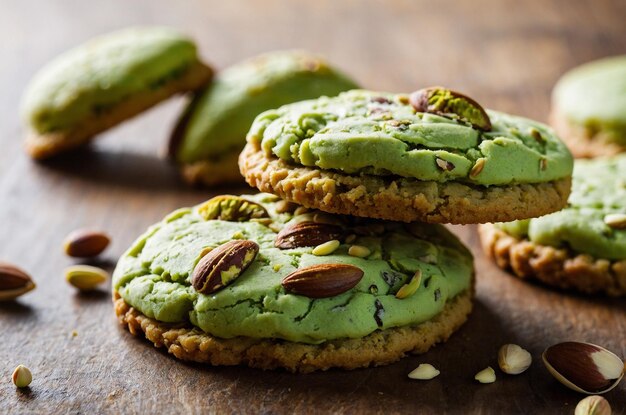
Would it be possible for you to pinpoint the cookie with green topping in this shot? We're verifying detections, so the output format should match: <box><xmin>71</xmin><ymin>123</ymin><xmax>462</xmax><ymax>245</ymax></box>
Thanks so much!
<box><xmin>551</xmin><ymin>55</ymin><xmax>626</xmax><ymax>158</ymax></box>
<box><xmin>479</xmin><ymin>156</ymin><xmax>626</xmax><ymax>296</ymax></box>
<box><xmin>113</xmin><ymin>193</ymin><xmax>474</xmax><ymax>372</ymax></box>
<box><xmin>168</xmin><ymin>50</ymin><xmax>358</xmax><ymax>186</ymax></box>
<box><xmin>239</xmin><ymin>88</ymin><xmax>573</xmax><ymax>224</ymax></box>
<box><xmin>21</xmin><ymin>27</ymin><xmax>212</xmax><ymax>159</ymax></box>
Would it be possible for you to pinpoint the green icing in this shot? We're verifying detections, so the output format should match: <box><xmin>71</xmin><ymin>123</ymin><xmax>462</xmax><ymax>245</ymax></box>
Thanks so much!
<box><xmin>248</xmin><ymin>90</ymin><xmax>573</xmax><ymax>185</ymax></box>
<box><xmin>21</xmin><ymin>27</ymin><xmax>200</xmax><ymax>133</ymax></box>
<box><xmin>113</xmin><ymin>194</ymin><xmax>473</xmax><ymax>344</ymax></box>
<box><xmin>553</xmin><ymin>55</ymin><xmax>626</xmax><ymax>145</ymax></box>
<box><xmin>496</xmin><ymin>156</ymin><xmax>626</xmax><ymax>260</ymax></box>
<box><xmin>175</xmin><ymin>51</ymin><xmax>358</xmax><ymax>163</ymax></box>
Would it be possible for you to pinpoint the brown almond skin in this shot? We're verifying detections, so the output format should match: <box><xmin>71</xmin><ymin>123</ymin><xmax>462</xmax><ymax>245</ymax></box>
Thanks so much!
<box><xmin>544</xmin><ymin>342</ymin><xmax>616</xmax><ymax>393</ymax></box>
<box><xmin>64</xmin><ymin>230</ymin><xmax>110</xmax><ymax>258</ymax></box>
<box><xmin>192</xmin><ymin>240</ymin><xmax>259</xmax><ymax>294</ymax></box>
<box><xmin>275</xmin><ymin>221</ymin><xmax>344</xmax><ymax>249</ymax></box>
<box><xmin>0</xmin><ymin>262</ymin><xmax>35</xmax><ymax>300</ymax></box>
<box><xmin>409</xmin><ymin>86</ymin><xmax>492</xmax><ymax>131</ymax></box>
<box><xmin>282</xmin><ymin>263</ymin><xmax>364</xmax><ymax>298</ymax></box>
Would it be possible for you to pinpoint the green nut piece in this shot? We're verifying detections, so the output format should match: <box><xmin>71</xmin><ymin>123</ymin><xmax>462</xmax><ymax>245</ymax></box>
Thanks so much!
<box><xmin>65</xmin><ymin>265</ymin><xmax>108</xmax><ymax>291</ymax></box>
<box><xmin>409</xmin><ymin>86</ymin><xmax>492</xmax><ymax>131</ymax></box>
<box><xmin>395</xmin><ymin>269</ymin><xmax>422</xmax><ymax>299</ymax></box>
<box><xmin>198</xmin><ymin>195</ymin><xmax>269</xmax><ymax>222</ymax></box>
<box><xmin>12</xmin><ymin>365</ymin><xmax>32</xmax><ymax>388</ymax></box>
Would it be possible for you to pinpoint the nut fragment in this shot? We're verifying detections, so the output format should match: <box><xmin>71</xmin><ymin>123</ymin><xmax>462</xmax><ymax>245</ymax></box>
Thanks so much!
<box><xmin>312</xmin><ymin>240</ymin><xmax>340</xmax><ymax>256</ymax></box>
<box><xmin>63</xmin><ymin>229</ymin><xmax>110</xmax><ymax>258</ymax></box>
<box><xmin>529</xmin><ymin>127</ymin><xmax>545</xmax><ymax>142</ymax></box>
<box><xmin>275</xmin><ymin>221</ymin><xmax>344</xmax><ymax>249</ymax></box>
<box><xmin>0</xmin><ymin>262</ymin><xmax>36</xmax><ymax>301</ymax></box>
<box><xmin>348</xmin><ymin>245</ymin><xmax>371</xmax><ymax>258</ymax></box>
<box><xmin>469</xmin><ymin>158</ymin><xmax>486</xmax><ymax>178</ymax></box>
<box><xmin>408</xmin><ymin>363</ymin><xmax>440</xmax><ymax>380</ymax></box>
<box><xmin>604</xmin><ymin>213</ymin><xmax>626</xmax><ymax>229</ymax></box>
<box><xmin>540</xmin><ymin>158</ymin><xmax>548</xmax><ymax>171</ymax></box>
<box><xmin>395</xmin><ymin>270</ymin><xmax>422</xmax><ymax>299</ymax></box>
<box><xmin>65</xmin><ymin>265</ymin><xmax>108</xmax><ymax>291</ymax></box>
<box><xmin>192</xmin><ymin>240</ymin><xmax>259</xmax><ymax>294</ymax></box>
<box><xmin>436</xmin><ymin>158</ymin><xmax>455</xmax><ymax>171</ymax></box>
<box><xmin>12</xmin><ymin>365</ymin><xmax>32</xmax><ymax>388</ymax></box>
<box><xmin>575</xmin><ymin>396</ymin><xmax>612</xmax><ymax>415</ymax></box>
<box><xmin>409</xmin><ymin>86</ymin><xmax>492</xmax><ymax>130</ymax></box>
<box><xmin>498</xmin><ymin>344</ymin><xmax>532</xmax><ymax>375</ymax></box>
<box><xmin>475</xmin><ymin>366</ymin><xmax>496</xmax><ymax>383</ymax></box>
<box><xmin>542</xmin><ymin>341</ymin><xmax>625</xmax><ymax>394</ymax></box>
<box><xmin>282</xmin><ymin>263</ymin><xmax>364</xmax><ymax>298</ymax></box>
<box><xmin>198</xmin><ymin>195</ymin><xmax>269</xmax><ymax>222</ymax></box>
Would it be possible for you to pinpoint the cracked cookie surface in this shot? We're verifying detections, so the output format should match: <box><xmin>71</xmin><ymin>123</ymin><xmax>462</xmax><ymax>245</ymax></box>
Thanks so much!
<box><xmin>113</xmin><ymin>193</ymin><xmax>473</xmax><ymax>366</ymax></box>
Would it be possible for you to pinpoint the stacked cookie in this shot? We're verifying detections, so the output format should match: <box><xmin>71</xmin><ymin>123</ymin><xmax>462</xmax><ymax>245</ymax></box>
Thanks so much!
<box><xmin>113</xmin><ymin>87</ymin><xmax>575</xmax><ymax>371</ymax></box>
<box><xmin>480</xmin><ymin>56</ymin><xmax>626</xmax><ymax>296</ymax></box>
<box><xmin>20</xmin><ymin>28</ymin><xmax>357</xmax><ymax>186</ymax></box>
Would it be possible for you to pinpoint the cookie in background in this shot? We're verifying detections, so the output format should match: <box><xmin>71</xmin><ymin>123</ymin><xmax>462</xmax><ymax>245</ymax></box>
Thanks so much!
<box><xmin>551</xmin><ymin>55</ymin><xmax>626</xmax><ymax>158</ymax></box>
<box><xmin>168</xmin><ymin>50</ymin><xmax>358</xmax><ymax>186</ymax></box>
<box><xmin>21</xmin><ymin>27</ymin><xmax>212</xmax><ymax>160</ymax></box>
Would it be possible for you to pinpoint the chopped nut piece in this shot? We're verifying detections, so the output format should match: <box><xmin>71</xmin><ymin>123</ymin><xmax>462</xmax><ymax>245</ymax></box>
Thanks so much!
<box><xmin>498</xmin><ymin>344</ymin><xmax>532</xmax><ymax>375</ymax></box>
<box><xmin>475</xmin><ymin>366</ymin><xmax>496</xmax><ymax>383</ymax></box>
<box><xmin>12</xmin><ymin>365</ymin><xmax>32</xmax><ymax>388</ymax></box>
<box><xmin>348</xmin><ymin>245</ymin><xmax>371</xmax><ymax>258</ymax></box>
<box><xmin>408</xmin><ymin>364</ymin><xmax>440</xmax><ymax>380</ymax></box>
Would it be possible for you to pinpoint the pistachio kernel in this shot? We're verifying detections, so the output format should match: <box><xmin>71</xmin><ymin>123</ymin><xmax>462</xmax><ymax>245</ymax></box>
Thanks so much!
<box><xmin>312</xmin><ymin>240</ymin><xmax>340</xmax><ymax>256</ymax></box>
<box><xmin>395</xmin><ymin>270</ymin><xmax>422</xmax><ymax>299</ymax></box>
<box><xmin>469</xmin><ymin>158</ymin><xmax>486</xmax><ymax>178</ymax></box>
<box><xmin>198</xmin><ymin>195</ymin><xmax>269</xmax><ymax>222</ymax></box>
<box><xmin>65</xmin><ymin>265</ymin><xmax>108</xmax><ymax>291</ymax></box>
<box><xmin>12</xmin><ymin>365</ymin><xmax>32</xmax><ymax>388</ymax></box>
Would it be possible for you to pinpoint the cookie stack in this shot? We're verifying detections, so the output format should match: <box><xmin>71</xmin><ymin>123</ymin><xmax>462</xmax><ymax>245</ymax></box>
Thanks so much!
<box><xmin>113</xmin><ymin>87</ymin><xmax>574</xmax><ymax>372</ymax></box>
<box><xmin>480</xmin><ymin>55</ymin><xmax>626</xmax><ymax>296</ymax></box>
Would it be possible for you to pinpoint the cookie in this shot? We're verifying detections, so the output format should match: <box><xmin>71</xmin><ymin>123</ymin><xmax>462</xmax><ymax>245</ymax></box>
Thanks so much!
<box><xmin>113</xmin><ymin>193</ymin><xmax>474</xmax><ymax>372</ymax></box>
<box><xmin>240</xmin><ymin>88</ymin><xmax>573</xmax><ymax>224</ymax></box>
<box><xmin>169</xmin><ymin>51</ymin><xmax>358</xmax><ymax>186</ymax></box>
<box><xmin>479</xmin><ymin>156</ymin><xmax>626</xmax><ymax>296</ymax></box>
<box><xmin>550</xmin><ymin>55</ymin><xmax>626</xmax><ymax>158</ymax></box>
<box><xmin>21</xmin><ymin>27</ymin><xmax>212</xmax><ymax>159</ymax></box>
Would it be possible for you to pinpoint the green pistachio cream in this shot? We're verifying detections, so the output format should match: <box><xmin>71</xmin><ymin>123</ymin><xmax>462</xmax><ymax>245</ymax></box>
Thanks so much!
<box><xmin>553</xmin><ymin>55</ymin><xmax>626</xmax><ymax>145</ymax></box>
<box><xmin>174</xmin><ymin>50</ymin><xmax>358</xmax><ymax>164</ymax></box>
<box><xmin>113</xmin><ymin>194</ymin><xmax>473</xmax><ymax>344</ymax></box>
<box><xmin>497</xmin><ymin>156</ymin><xmax>626</xmax><ymax>260</ymax></box>
<box><xmin>248</xmin><ymin>90</ymin><xmax>573</xmax><ymax>186</ymax></box>
<box><xmin>21</xmin><ymin>27</ymin><xmax>200</xmax><ymax>134</ymax></box>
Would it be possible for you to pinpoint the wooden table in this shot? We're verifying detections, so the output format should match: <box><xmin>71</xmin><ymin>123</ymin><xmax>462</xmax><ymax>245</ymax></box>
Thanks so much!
<box><xmin>1</xmin><ymin>0</ymin><xmax>625</xmax><ymax>413</ymax></box>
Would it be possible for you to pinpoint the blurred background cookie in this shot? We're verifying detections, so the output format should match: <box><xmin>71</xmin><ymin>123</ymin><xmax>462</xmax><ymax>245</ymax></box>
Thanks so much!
<box><xmin>168</xmin><ymin>50</ymin><xmax>358</xmax><ymax>186</ymax></box>
<box><xmin>479</xmin><ymin>155</ymin><xmax>626</xmax><ymax>296</ymax></box>
<box><xmin>21</xmin><ymin>27</ymin><xmax>212</xmax><ymax>159</ymax></box>
<box><xmin>550</xmin><ymin>55</ymin><xmax>626</xmax><ymax>158</ymax></box>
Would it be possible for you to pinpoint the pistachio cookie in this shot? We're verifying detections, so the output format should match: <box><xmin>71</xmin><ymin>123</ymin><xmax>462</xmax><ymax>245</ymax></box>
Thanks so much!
<box><xmin>479</xmin><ymin>156</ymin><xmax>626</xmax><ymax>296</ymax></box>
<box><xmin>21</xmin><ymin>27</ymin><xmax>212</xmax><ymax>159</ymax></box>
<box><xmin>240</xmin><ymin>88</ymin><xmax>573</xmax><ymax>224</ymax></box>
<box><xmin>551</xmin><ymin>55</ymin><xmax>626</xmax><ymax>158</ymax></box>
<box><xmin>113</xmin><ymin>194</ymin><xmax>474</xmax><ymax>372</ymax></box>
<box><xmin>169</xmin><ymin>51</ymin><xmax>357</xmax><ymax>186</ymax></box>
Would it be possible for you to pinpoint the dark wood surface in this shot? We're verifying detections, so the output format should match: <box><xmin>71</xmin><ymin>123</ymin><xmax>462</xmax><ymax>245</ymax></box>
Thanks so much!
<box><xmin>1</xmin><ymin>0</ymin><xmax>625</xmax><ymax>413</ymax></box>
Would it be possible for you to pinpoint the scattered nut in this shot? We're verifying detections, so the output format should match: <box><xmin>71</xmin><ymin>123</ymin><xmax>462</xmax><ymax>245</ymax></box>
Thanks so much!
<box><xmin>63</xmin><ymin>229</ymin><xmax>110</xmax><ymax>258</ymax></box>
<box><xmin>575</xmin><ymin>395</ymin><xmax>612</xmax><ymax>415</ymax></box>
<box><xmin>542</xmin><ymin>341</ymin><xmax>625</xmax><ymax>394</ymax></box>
<box><xmin>312</xmin><ymin>240</ymin><xmax>340</xmax><ymax>256</ymax></box>
<box><xmin>65</xmin><ymin>265</ymin><xmax>108</xmax><ymax>291</ymax></box>
<box><xmin>604</xmin><ymin>213</ymin><xmax>626</xmax><ymax>229</ymax></box>
<box><xmin>0</xmin><ymin>262</ymin><xmax>36</xmax><ymax>301</ymax></box>
<box><xmin>275</xmin><ymin>221</ymin><xmax>344</xmax><ymax>249</ymax></box>
<box><xmin>192</xmin><ymin>240</ymin><xmax>259</xmax><ymax>294</ymax></box>
<box><xmin>395</xmin><ymin>270</ymin><xmax>422</xmax><ymax>299</ymax></box>
<box><xmin>436</xmin><ymin>158</ymin><xmax>455</xmax><ymax>171</ymax></box>
<box><xmin>475</xmin><ymin>366</ymin><xmax>496</xmax><ymax>384</ymax></box>
<box><xmin>348</xmin><ymin>245</ymin><xmax>371</xmax><ymax>258</ymax></box>
<box><xmin>409</xmin><ymin>86</ymin><xmax>492</xmax><ymax>130</ymax></box>
<box><xmin>498</xmin><ymin>344</ymin><xmax>532</xmax><ymax>375</ymax></box>
<box><xmin>12</xmin><ymin>365</ymin><xmax>32</xmax><ymax>388</ymax></box>
<box><xmin>282</xmin><ymin>263</ymin><xmax>364</xmax><ymax>298</ymax></box>
<box><xmin>408</xmin><ymin>363</ymin><xmax>440</xmax><ymax>380</ymax></box>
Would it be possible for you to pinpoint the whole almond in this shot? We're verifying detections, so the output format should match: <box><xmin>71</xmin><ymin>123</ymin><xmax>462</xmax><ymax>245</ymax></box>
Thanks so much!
<box><xmin>0</xmin><ymin>262</ymin><xmax>36</xmax><ymax>301</ymax></box>
<box><xmin>192</xmin><ymin>240</ymin><xmax>259</xmax><ymax>294</ymax></box>
<box><xmin>282</xmin><ymin>263</ymin><xmax>364</xmax><ymax>298</ymax></box>
<box><xmin>63</xmin><ymin>229</ymin><xmax>110</xmax><ymax>258</ymax></box>
<box><xmin>275</xmin><ymin>221</ymin><xmax>344</xmax><ymax>249</ymax></box>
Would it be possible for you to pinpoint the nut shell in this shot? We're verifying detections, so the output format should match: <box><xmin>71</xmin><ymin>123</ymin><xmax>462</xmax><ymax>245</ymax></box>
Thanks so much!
<box><xmin>282</xmin><ymin>263</ymin><xmax>364</xmax><ymax>298</ymax></box>
<box><xmin>0</xmin><ymin>262</ymin><xmax>36</xmax><ymax>301</ymax></box>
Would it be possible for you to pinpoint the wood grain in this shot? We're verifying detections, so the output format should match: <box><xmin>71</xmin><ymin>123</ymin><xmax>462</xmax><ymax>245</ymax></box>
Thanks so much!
<box><xmin>1</xmin><ymin>0</ymin><xmax>625</xmax><ymax>413</ymax></box>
